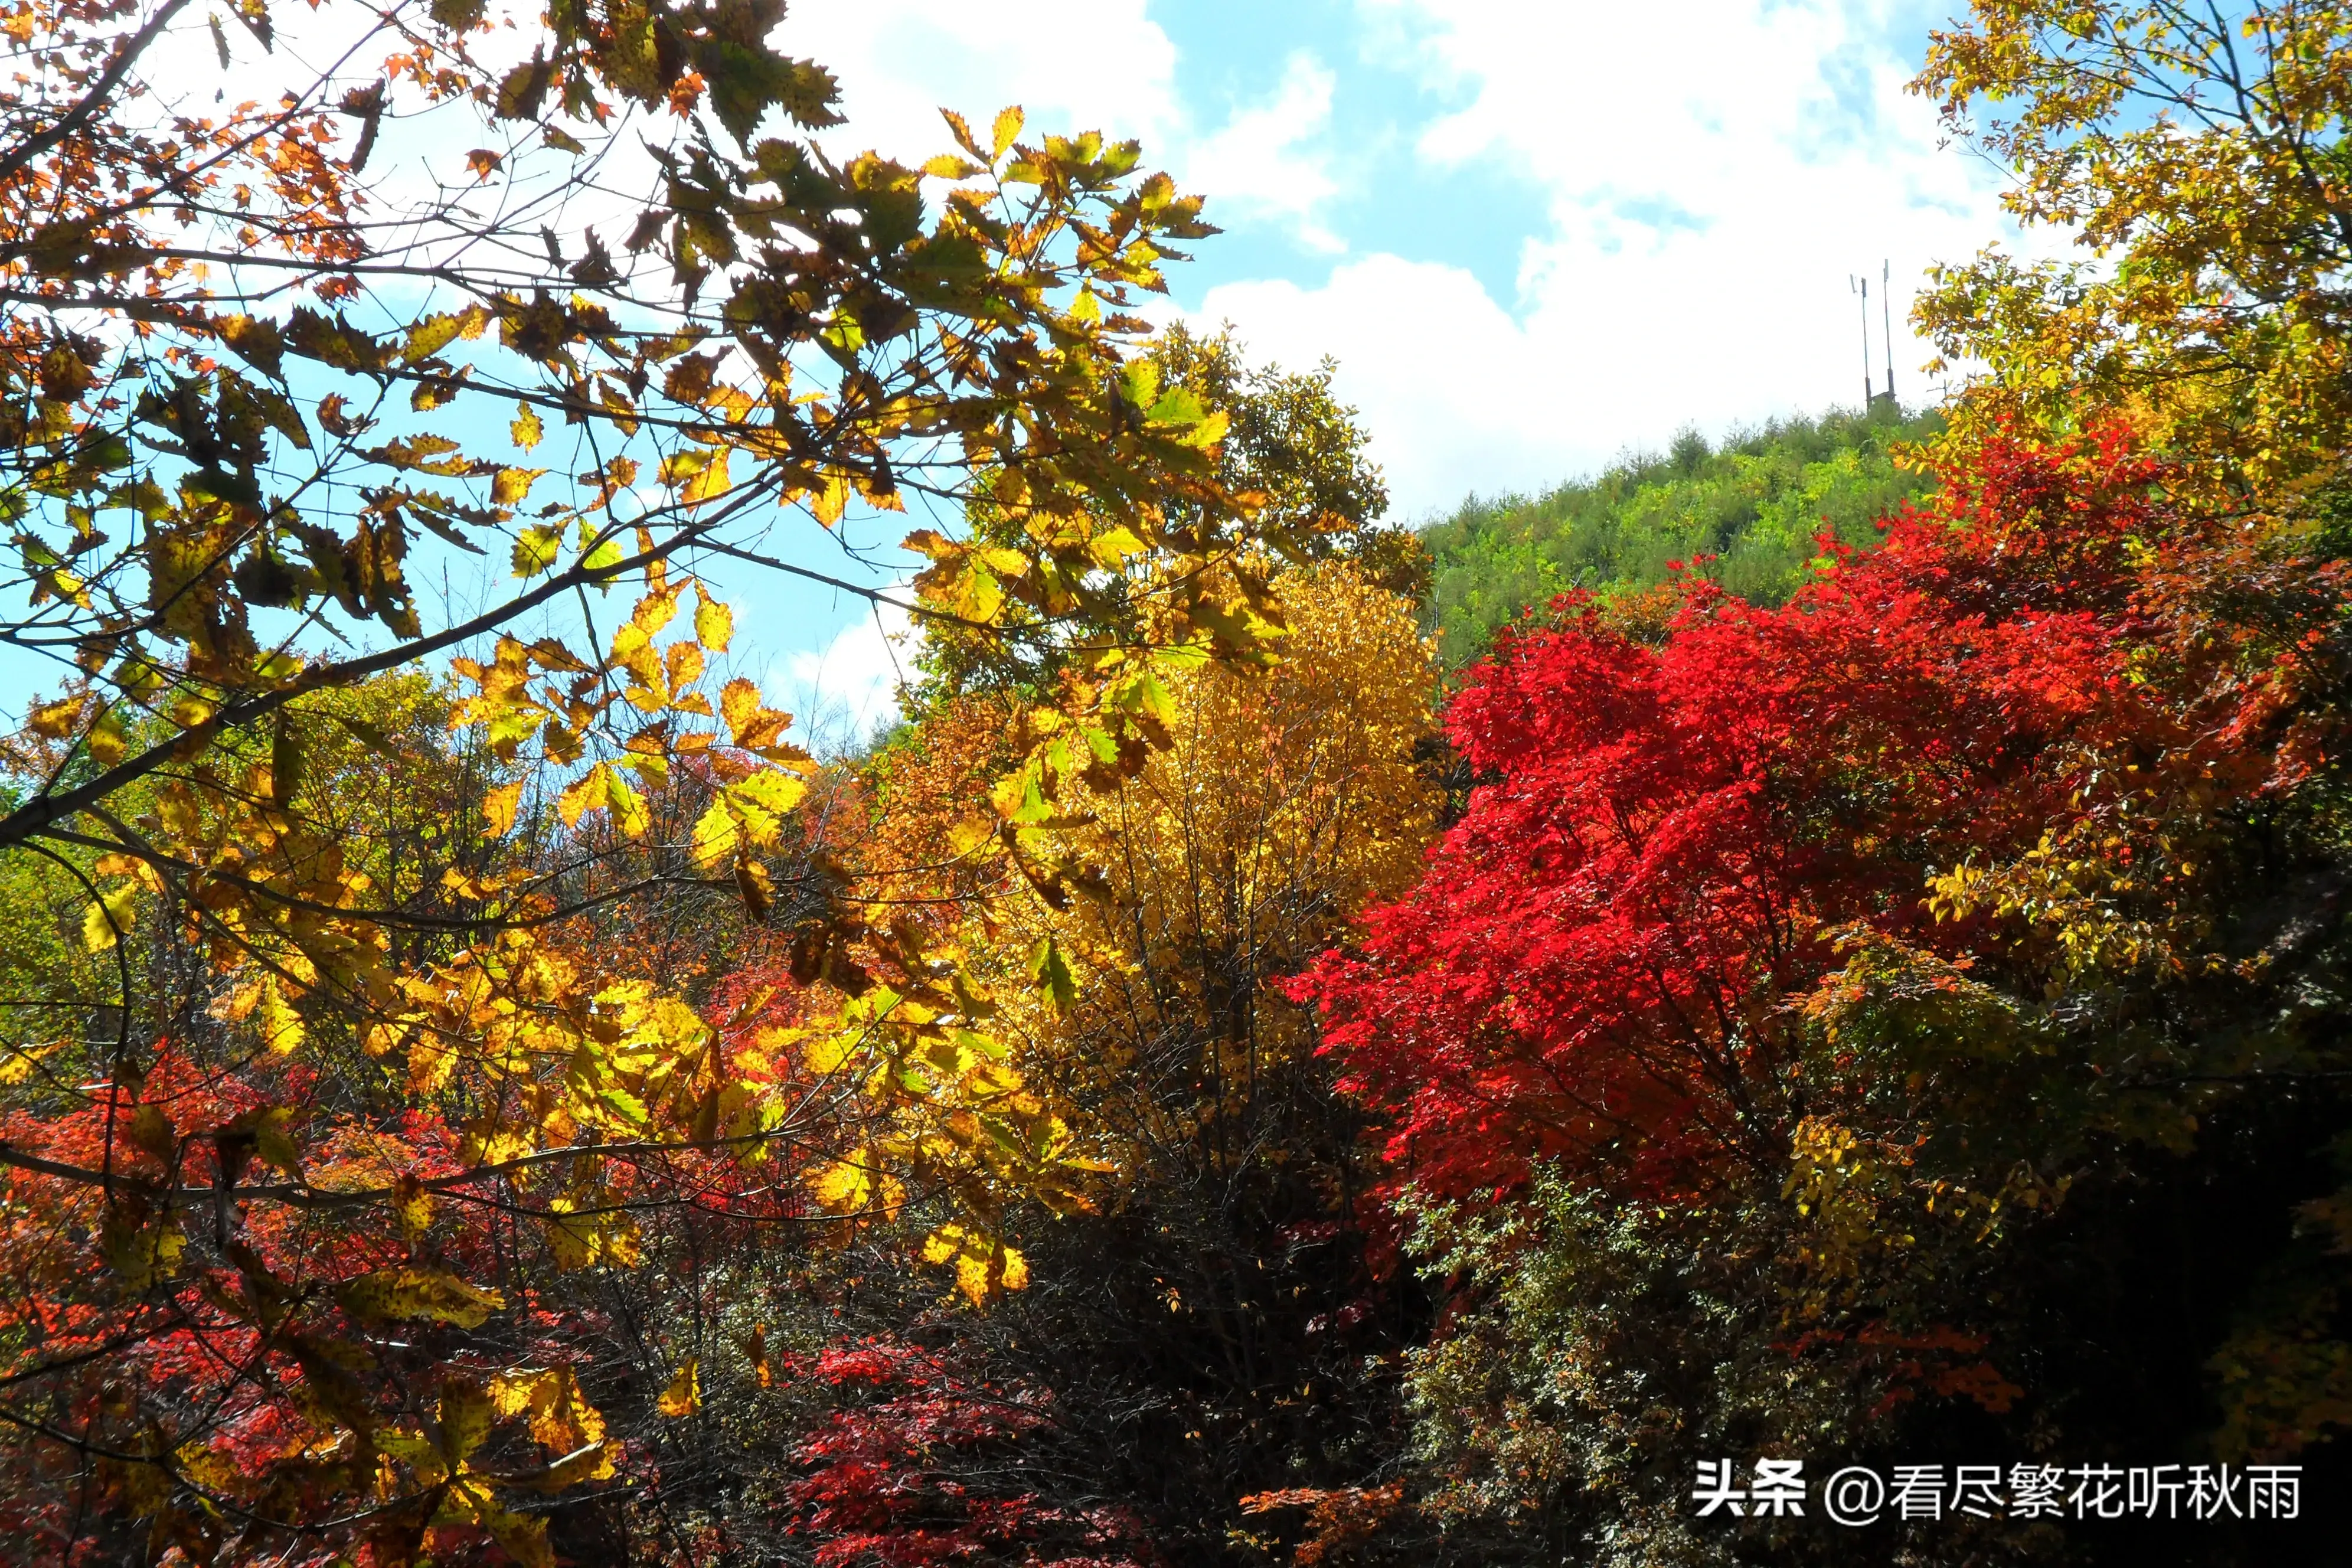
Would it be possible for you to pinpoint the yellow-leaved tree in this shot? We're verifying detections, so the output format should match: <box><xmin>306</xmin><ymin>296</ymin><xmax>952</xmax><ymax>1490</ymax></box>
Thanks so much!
<box><xmin>0</xmin><ymin>0</ymin><xmax>1355</xmax><ymax>1554</ymax></box>
<box><xmin>867</xmin><ymin>563</ymin><xmax>1439</xmax><ymax>1243</ymax></box>
<box><xmin>1915</xmin><ymin>0</ymin><xmax>2352</xmax><ymax>513</ymax></box>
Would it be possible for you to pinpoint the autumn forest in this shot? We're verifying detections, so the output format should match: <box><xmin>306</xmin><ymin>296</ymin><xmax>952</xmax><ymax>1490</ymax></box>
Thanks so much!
<box><xmin>0</xmin><ymin>1</ymin><xmax>2348</xmax><ymax>1564</ymax></box>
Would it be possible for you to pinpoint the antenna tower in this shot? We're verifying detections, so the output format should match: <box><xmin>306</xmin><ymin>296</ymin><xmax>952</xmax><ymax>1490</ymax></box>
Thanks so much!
<box><xmin>1881</xmin><ymin>259</ymin><xmax>1896</xmax><ymax>408</ymax></box>
<box><xmin>1851</xmin><ymin>274</ymin><xmax>1872</xmax><ymax>409</ymax></box>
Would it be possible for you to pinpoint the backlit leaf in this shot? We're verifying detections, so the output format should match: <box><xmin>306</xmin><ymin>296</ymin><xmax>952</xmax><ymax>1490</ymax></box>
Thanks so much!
<box><xmin>656</xmin><ymin>1357</ymin><xmax>700</xmax><ymax>1417</ymax></box>
<box><xmin>340</xmin><ymin>1268</ymin><xmax>505</xmax><ymax>1328</ymax></box>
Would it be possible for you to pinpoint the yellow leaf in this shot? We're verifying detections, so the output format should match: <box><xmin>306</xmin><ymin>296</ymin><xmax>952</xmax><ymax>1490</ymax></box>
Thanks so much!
<box><xmin>483</xmin><ymin>780</ymin><xmax>524</xmax><ymax>837</ymax></box>
<box><xmin>256</xmin><ymin>975</ymin><xmax>305</xmax><ymax>1056</ymax></box>
<box><xmin>992</xmin><ymin>104</ymin><xmax>1023</xmax><ymax>159</ymax></box>
<box><xmin>803</xmin><ymin>1028</ymin><xmax>862</xmax><ymax>1077</ymax></box>
<box><xmin>494</xmin><ymin>467</ymin><xmax>546</xmax><ymax>507</ymax></box>
<box><xmin>0</xmin><ymin>1041</ymin><xmax>52</xmax><ymax>1086</ymax></box>
<box><xmin>656</xmin><ymin>1357</ymin><xmax>700</xmax><ymax>1417</ymax></box>
<box><xmin>492</xmin><ymin>1367</ymin><xmax>609</xmax><ymax>1458</ymax></box>
<box><xmin>923</xmin><ymin>1222</ymin><xmax>1030</xmax><ymax>1305</ymax></box>
<box><xmin>682</xmin><ymin>447</ymin><xmax>731</xmax><ymax>507</ymax></box>
<box><xmin>339</xmin><ymin>1268</ymin><xmax>506</xmax><ymax>1328</ymax></box>
<box><xmin>440</xmin><ymin>1377</ymin><xmax>496</xmax><ymax>1463</ymax></box>
<box><xmin>920</xmin><ymin>1224</ymin><xmax>963</xmax><ymax>1265</ymax></box>
<box><xmin>409</xmin><ymin>1035</ymin><xmax>457</xmax><ymax>1095</ymax></box>
<box><xmin>809</xmin><ymin>1159</ymin><xmax>874</xmax><ymax>1212</ymax></box>
<box><xmin>811</xmin><ymin>471</ymin><xmax>850</xmax><ymax>527</ymax></box>
<box><xmin>718</xmin><ymin>677</ymin><xmax>796</xmax><ymax>750</ymax></box>
<box><xmin>512</xmin><ymin>403</ymin><xmax>544</xmax><ymax>450</ymax></box>
<box><xmin>1087</xmin><ymin>524</ymin><xmax>1145</xmax><ymax>567</ymax></box>
<box><xmin>694</xmin><ymin>587</ymin><xmax>733</xmax><ymax>652</ymax></box>
<box><xmin>605</xmin><ymin>769</ymin><xmax>651</xmax><ymax>838</ymax></box>
<box><xmin>403</xmin><ymin>309</ymin><xmax>484</xmax><ymax>365</ymax></box>
<box><xmin>512</xmin><ymin>523</ymin><xmax>561</xmax><ymax>577</ymax></box>
<box><xmin>720</xmin><ymin>677</ymin><xmax>759</xmax><ymax>739</ymax></box>
<box><xmin>477</xmin><ymin>1499</ymin><xmax>554</xmax><ymax>1568</ymax></box>
<box><xmin>730</xmin><ymin>771</ymin><xmax>807</xmax><ymax>842</ymax></box>
<box><xmin>392</xmin><ymin>1172</ymin><xmax>432</xmax><ymax>1242</ymax></box>
<box><xmin>630</xmin><ymin>589</ymin><xmax>679</xmax><ymax>639</ymax></box>
<box><xmin>729</xmin><ymin>793</ymin><xmax>780</xmax><ymax>850</ymax></box>
<box><xmin>735</xmin><ymin>855</ymin><xmax>775</xmax><ymax>920</ymax></box>
<box><xmin>80</xmin><ymin>882</ymin><xmax>137</xmax><ymax>952</ymax></box>
<box><xmin>557</xmin><ymin>765</ymin><xmax>605</xmax><ymax>827</ymax></box>
<box><xmin>28</xmin><ymin>694</ymin><xmax>84</xmax><ymax>739</ymax></box>
<box><xmin>690</xmin><ymin>799</ymin><xmax>739</xmax><ymax>871</ymax></box>
<box><xmin>87</xmin><ymin>709</ymin><xmax>126</xmax><ymax>766</ymax></box>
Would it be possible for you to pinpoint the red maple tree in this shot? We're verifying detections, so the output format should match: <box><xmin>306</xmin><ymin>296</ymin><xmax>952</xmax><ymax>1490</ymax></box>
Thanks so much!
<box><xmin>1296</xmin><ymin>423</ymin><xmax>2342</xmax><ymax>1207</ymax></box>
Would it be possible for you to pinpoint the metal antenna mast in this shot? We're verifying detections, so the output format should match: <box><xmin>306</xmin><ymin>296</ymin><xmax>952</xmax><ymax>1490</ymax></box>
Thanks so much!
<box><xmin>1881</xmin><ymin>258</ymin><xmax>1896</xmax><ymax>407</ymax></box>
<box><xmin>1852</xmin><ymin>273</ymin><xmax>1873</xmax><ymax>409</ymax></box>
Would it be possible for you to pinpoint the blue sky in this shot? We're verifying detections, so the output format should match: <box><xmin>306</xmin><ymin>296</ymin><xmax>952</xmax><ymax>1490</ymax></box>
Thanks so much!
<box><xmin>764</xmin><ymin>0</ymin><xmax>2026</xmax><ymax>734</ymax></box>
<box><xmin>0</xmin><ymin>2</ymin><xmax>2031</xmax><ymax>749</ymax></box>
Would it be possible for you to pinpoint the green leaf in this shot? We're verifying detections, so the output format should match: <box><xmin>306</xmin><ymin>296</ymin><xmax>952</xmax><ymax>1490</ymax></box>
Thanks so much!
<box><xmin>1025</xmin><ymin>934</ymin><xmax>1076</xmax><ymax>1012</ymax></box>
<box><xmin>580</xmin><ymin>534</ymin><xmax>626</xmax><ymax>579</ymax></box>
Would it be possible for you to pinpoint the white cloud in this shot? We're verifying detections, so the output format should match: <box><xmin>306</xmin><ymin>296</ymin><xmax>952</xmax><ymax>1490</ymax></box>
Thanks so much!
<box><xmin>765</xmin><ymin>589</ymin><xmax>915</xmax><ymax>754</ymax></box>
<box><xmin>1194</xmin><ymin>256</ymin><xmax>1543</xmax><ymax>515</ymax></box>
<box><xmin>790</xmin><ymin>5</ymin><xmax>1347</xmax><ymax>252</ymax></box>
<box><xmin>1184</xmin><ymin>53</ymin><xmax>1346</xmax><ymax>253</ymax></box>
<box><xmin>1183</xmin><ymin>0</ymin><xmax>2027</xmax><ymax>515</ymax></box>
<box><xmin>787</xmin><ymin>0</ymin><xmax>1182</xmax><ymax>164</ymax></box>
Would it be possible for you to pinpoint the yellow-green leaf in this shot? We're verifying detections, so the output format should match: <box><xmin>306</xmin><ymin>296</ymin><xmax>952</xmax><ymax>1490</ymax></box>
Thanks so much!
<box><xmin>1025</xmin><ymin>933</ymin><xmax>1076</xmax><ymax>1012</ymax></box>
<box><xmin>339</xmin><ymin>1268</ymin><xmax>506</xmax><ymax>1328</ymax></box>
<box><xmin>605</xmin><ymin>768</ymin><xmax>651</xmax><ymax>838</ymax></box>
<box><xmin>691</xmin><ymin>798</ymin><xmax>738</xmax><ymax>871</ymax></box>
<box><xmin>694</xmin><ymin>587</ymin><xmax>733</xmax><ymax>652</ymax></box>
<box><xmin>512</xmin><ymin>524</ymin><xmax>561</xmax><ymax>577</ymax></box>
<box><xmin>682</xmin><ymin>447</ymin><xmax>731</xmax><ymax>507</ymax></box>
<box><xmin>733</xmin><ymin>769</ymin><xmax>807</xmax><ymax>825</ymax></box>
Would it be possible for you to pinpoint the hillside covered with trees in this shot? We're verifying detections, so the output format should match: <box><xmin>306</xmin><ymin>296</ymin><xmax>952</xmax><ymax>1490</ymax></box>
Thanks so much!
<box><xmin>1418</xmin><ymin>406</ymin><xmax>1944</xmax><ymax>665</ymax></box>
<box><xmin>0</xmin><ymin>1</ymin><xmax>2347</xmax><ymax>1566</ymax></box>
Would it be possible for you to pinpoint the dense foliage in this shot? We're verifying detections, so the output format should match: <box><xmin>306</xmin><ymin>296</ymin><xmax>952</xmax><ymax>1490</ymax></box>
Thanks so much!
<box><xmin>1417</xmin><ymin>405</ymin><xmax>1942</xmax><ymax>667</ymax></box>
<box><xmin>0</xmin><ymin>0</ymin><xmax>1345</xmax><ymax>1557</ymax></box>
<box><xmin>1307</xmin><ymin>422</ymin><xmax>2352</xmax><ymax>1564</ymax></box>
<box><xmin>6</xmin><ymin>0</ymin><xmax>2352</xmax><ymax>1563</ymax></box>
